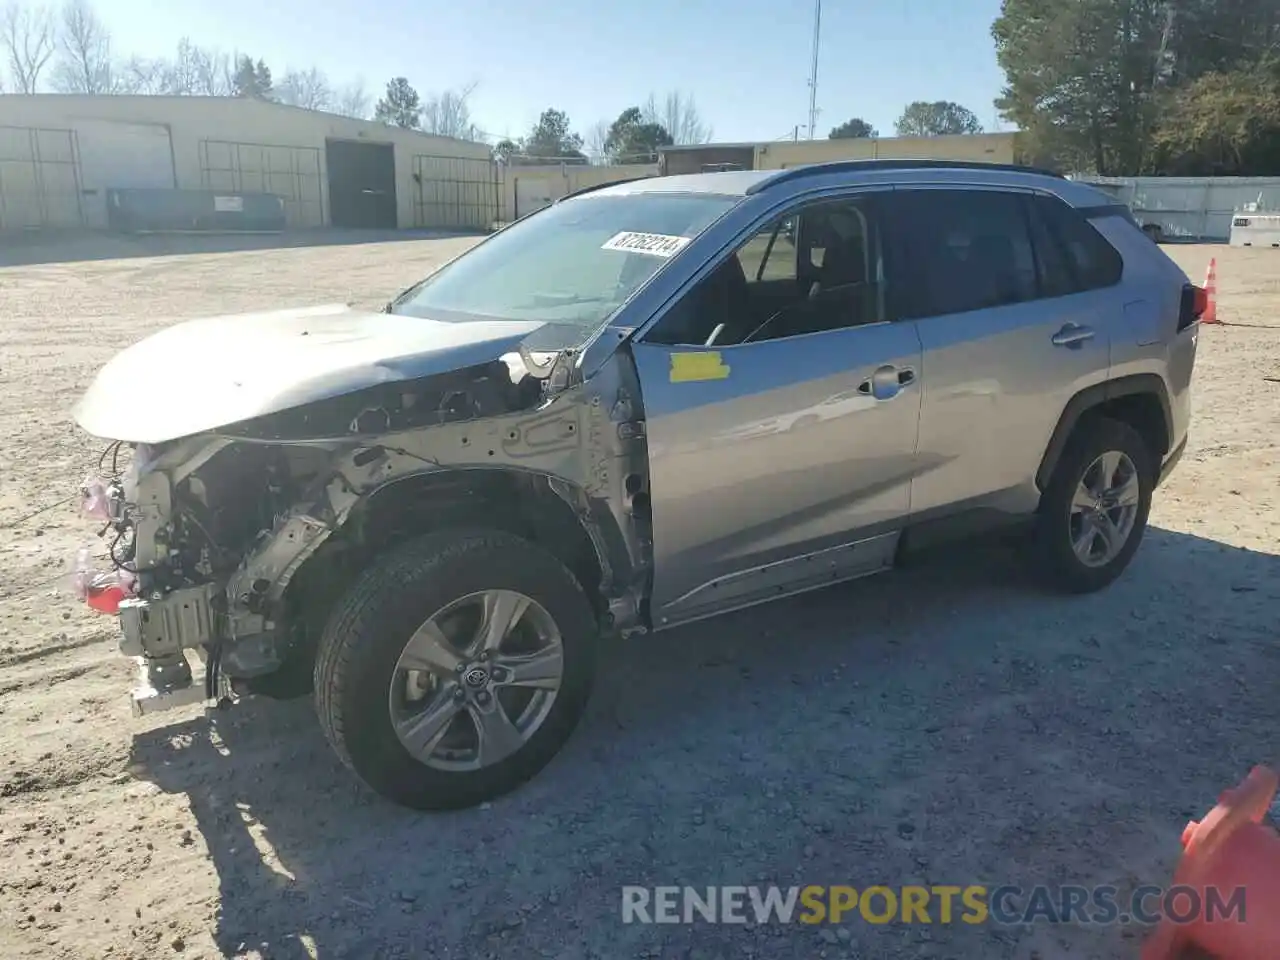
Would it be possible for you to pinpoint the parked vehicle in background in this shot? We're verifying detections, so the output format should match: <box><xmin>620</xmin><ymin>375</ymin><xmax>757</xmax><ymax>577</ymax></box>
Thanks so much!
<box><xmin>71</xmin><ymin>159</ymin><xmax>1203</xmax><ymax>811</ymax></box>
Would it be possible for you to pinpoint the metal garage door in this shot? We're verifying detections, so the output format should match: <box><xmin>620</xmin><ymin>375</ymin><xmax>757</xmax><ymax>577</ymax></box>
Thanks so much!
<box><xmin>200</xmin><ymin>139</ymin><xmax>324</xmax><ymax>227</ymax></box>
<box><xmin>413</xmin><ymin>155</ymin><xmax>498</xmax><ymax>229</ymax></box>
<box><xmin>74</xmin><ymin>119</ymin><xmax>174</xmax><ymax>226</ymax></box>
<box><xmin>0</xmin><ymin>125</ymin><xmax>83</xmax><ymax>230</ymax></box>
<box><xmin>326</xmin><ymin>139</ymin><xmax>397</xmax><ymax>229</ymax></box>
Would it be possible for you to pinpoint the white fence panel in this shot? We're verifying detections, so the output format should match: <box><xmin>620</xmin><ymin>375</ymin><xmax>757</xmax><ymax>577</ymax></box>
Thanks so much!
<box><xmin>1074</xmin><ymin>176</ymin><xmax>1280</xmax><ymax>242</ymax></box>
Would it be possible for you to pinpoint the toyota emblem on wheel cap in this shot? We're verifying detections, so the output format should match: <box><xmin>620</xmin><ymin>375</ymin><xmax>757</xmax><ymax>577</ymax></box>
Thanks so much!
<box><xmin>463</xmin><ymin>667</ymin><xmax>489</xmax><ymax>688</ymax></box>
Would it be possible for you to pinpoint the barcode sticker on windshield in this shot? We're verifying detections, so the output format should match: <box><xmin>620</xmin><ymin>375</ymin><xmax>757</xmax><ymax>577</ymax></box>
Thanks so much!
<box><xmin>601</xmin><ymin>231</ymin><xmax>691</xmax><ymax>258</ymax></box>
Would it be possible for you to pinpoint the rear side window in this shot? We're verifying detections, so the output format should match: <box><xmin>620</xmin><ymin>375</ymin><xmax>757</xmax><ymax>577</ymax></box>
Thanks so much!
<box><xmin>889</xmin><ymin>189</ymin><xmax>1039</xmax><ymax>318</ymax></box>
<box><xmin>1029</xmin><ymin>195</ymin><xmax>1124</xmax><ymax>292</ymax></box>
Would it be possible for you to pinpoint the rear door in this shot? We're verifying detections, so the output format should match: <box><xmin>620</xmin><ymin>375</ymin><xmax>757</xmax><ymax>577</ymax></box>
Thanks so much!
<box><xmin>882</xmin><ymin>187</ymin><xmax>1116</xmax><ymax>517</ymax></box>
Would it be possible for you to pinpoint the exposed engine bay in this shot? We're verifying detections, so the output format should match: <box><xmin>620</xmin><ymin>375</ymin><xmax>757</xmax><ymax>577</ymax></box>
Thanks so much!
<box><xmin>75</xmin><ymin>345</ymin><xmax>653</xmax><ymax>717</ymax></box>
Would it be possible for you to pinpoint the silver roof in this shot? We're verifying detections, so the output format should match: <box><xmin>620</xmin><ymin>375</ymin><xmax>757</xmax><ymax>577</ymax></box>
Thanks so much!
<box><xmin>585</xmin><ymin>170</ymin><xmax>775</xmax><ymax>197</ymax></box>
<box><xmin>576</xmin><ymin>163</ymin><xmax>1120</xmax><ymax>209</ymax></box>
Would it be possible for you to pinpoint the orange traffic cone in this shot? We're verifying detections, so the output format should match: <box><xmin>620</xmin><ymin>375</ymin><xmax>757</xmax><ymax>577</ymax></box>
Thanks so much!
<box><xmin>1140</xmin><ymin>765</ymin><xmax>1280</xmax><ymax>960</ymax></box>
<box><xmin>1202</xmin><ymin>258</ymin><xmax>1220</xmax><ymax>324</ymax></box>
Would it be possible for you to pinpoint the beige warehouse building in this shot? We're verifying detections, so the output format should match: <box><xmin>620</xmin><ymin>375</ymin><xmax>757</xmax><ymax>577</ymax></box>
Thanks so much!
<box><xmin>491</xmin><ymin>132</ymin><xmax>1027</xmax><ymax>223</ymax></box>
<box><xmin>0</xmin><ymin>94</ymin><xmax>497</xmax><ymax>232</ymax></box>
<box><xmin>657</xmin><ymin>132</ymin><xmax>1024</xmax><ymax>175</ymax></box>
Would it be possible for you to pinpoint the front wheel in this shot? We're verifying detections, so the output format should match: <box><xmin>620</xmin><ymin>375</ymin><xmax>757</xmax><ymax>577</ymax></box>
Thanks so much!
<box><xmin>1032</xmin><ymin>417</ymin><xmax>1154</xmax><ymax>594</ymax></box>
<box><xmin>313</xmin><ymin>529</ymin><xmax>598</xmax><ymax>810</ymax></box>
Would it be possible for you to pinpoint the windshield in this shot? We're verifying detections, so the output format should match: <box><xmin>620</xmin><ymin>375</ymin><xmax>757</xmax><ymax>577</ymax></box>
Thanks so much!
<box><xmin>389</xmin><ymin>192</ymin><xmax>738</xmax><ymax>351</ymax></box>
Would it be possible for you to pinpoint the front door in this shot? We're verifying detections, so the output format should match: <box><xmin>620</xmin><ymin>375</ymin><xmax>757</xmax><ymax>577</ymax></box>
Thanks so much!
<box><xmin>630</xmin><ymin>191</ymin><xmax>923</xmax><ymax>628</ymax></box>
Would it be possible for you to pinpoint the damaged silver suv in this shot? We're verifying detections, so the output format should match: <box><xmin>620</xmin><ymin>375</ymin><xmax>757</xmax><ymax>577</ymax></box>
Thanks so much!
<box><xmin>72</xmin><ymin>160</ymin><xmax>1201</xmax><ymax>810</ymax></box>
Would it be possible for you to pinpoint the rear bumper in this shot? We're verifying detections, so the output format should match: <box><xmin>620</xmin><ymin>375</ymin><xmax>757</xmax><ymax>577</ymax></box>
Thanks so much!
<box><xmin>1157</xmin><ymin>435</ymin><xmax>1187</xmax><ymax>487</ymax></box>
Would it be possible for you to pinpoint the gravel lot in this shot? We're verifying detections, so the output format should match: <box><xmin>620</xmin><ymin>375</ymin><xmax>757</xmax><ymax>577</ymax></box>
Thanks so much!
<box><xmin>0</xmin><ymin>233</ymin><xmax>1276</xmax><ymax>960</ymax></box>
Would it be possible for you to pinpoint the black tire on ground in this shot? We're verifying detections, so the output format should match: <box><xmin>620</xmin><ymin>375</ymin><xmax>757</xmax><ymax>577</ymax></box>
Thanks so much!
<box><xmin>1032</xmin><ymin>416</ymin><xmax>1155</xmax><ymax>594</ymax></box>
<box><xmin>313</xmin><ymin>528</ymin><xmax>598</xmax><ymax>811</ymax></box>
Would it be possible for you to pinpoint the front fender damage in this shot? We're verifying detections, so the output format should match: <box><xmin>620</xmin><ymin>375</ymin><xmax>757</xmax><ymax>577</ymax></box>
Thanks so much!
<box><xmin>169</xmin><ymin>352</ymin><xmax>652</xmax><ymax>699</ymax></box>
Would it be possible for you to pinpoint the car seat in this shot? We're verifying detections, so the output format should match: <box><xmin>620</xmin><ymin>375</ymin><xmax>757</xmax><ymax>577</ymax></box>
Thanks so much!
<box><xmin>695</xmin><ymin>254</ymin><xmax>753</xmax><ymax>344</ymax></box>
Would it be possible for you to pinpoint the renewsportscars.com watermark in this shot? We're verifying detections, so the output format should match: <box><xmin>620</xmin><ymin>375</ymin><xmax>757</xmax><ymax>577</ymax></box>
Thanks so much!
<box><xmin>620</xmin><ymin>885</ymin><xmax>1246</xmax><ymax>927</ymax></box>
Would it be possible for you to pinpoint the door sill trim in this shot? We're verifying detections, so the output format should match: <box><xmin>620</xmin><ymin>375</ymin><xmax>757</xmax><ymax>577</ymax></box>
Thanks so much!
<box><xmin>654</xmin><ymin>531</ymin><xmax>899</xmax><ymax>628</ymax></box>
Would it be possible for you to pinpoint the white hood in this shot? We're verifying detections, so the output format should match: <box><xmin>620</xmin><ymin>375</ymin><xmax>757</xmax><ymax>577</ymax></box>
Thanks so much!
<box><xmin>73</xmin><ymin>303</ymin><xmax>548</xmax><ymax>444</ymax></box>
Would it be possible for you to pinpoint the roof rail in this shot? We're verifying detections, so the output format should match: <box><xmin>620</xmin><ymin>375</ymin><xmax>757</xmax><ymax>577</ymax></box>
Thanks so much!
<box><xmin>745</xmin><ymin>159</ymin><xmax>1064</xmax><ymax>195</ymax></box>
<box><xmin>556</xmin><ymin>176</ymin><xmax>654</xmax><ymax>203</ymax></box>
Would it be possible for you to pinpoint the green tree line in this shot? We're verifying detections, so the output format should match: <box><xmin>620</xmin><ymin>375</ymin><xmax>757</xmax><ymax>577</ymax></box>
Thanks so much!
<box><xmin>993</xmin><ymin>0</ymin><xmax>1280</xmax><ymax>175</ymax></box>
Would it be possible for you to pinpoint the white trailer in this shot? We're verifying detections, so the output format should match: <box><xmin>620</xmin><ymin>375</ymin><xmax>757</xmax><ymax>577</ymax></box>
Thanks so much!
<box><xmin>1229</xmin><ymin>211</ymin><xmax>1280</xmax><ymax>247</ymax></box>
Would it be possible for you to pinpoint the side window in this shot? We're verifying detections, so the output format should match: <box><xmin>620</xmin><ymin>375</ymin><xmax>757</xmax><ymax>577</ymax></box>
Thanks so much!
<box><xmin>644</xmin><ymin>196</ymin><xmax>887</xmax><ymax>347</ymax></box>
<box><xmin>890</xmin><ymin>189</ymin><xmax>1038</xmax><ymax>319</ymax></box>
<box><xmin>737</xmin><ymin>220</ymin><xmax>796</xmax><ymax>282</ymax></box>
<box><xmin>1031</xmin><ymin>195</ymin><xmax>1123</xmax><ymax>291</ymax></box>
<box><xmin>1026</xmin><ymin>200</ymin><xmax>1077</xmax><ymax>299</ymax></box>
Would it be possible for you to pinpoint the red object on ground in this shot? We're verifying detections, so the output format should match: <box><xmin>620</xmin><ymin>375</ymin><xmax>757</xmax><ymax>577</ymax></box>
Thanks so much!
<box><xmin>1140</xmin><ymin>765</ymin><xmax>1280</xmax><ymax>960</ymax></box>
<box><xmin>1202</xmin><ymin>258</ymin><xmax>1220</xmax><ymax>324</ymax></box>
<box><xmin>85</xmin><ymin>582</ymin><xmax>129</xmax><ymax>615</ymax></box>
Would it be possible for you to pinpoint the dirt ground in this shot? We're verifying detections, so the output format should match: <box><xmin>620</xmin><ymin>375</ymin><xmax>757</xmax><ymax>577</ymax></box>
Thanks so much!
<box><xmin>0</xmin><ymin>234</ymin><xmax>1276</xmax><ymax>960</ymax></box>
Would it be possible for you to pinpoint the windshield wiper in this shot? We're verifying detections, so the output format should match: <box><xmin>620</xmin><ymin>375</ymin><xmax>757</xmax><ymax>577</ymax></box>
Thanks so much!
<box><xmin>524</xmin><ymin>292</ymin><xmax>612</xmax><ymax>307</ymax></box>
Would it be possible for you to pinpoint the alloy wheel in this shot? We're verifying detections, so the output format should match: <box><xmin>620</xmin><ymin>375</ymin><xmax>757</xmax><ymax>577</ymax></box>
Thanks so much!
<box><xmin>1068</xmin><ymin>450</ymin><xmax>1141</xmax><ymax>568</ymax></box>
<box><xmin>387</xmin><ymin>589</ymin><xmax>564</xmax><ymax>771</ymax></box>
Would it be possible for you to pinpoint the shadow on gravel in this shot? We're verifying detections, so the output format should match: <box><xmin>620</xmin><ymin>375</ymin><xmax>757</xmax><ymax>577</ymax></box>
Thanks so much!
<box><xmin>128</xmin><ymin>528</ymin><xmax>1280</xmax><ymax>960</ymax></box>
<box><xmin>0</xmin><ymin>228</ymin><xmax>486</xmax><ymax>268</ymax></box>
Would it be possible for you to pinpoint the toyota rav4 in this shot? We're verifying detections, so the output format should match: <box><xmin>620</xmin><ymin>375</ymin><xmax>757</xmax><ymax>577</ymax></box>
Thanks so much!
<box><xmin>71</xmin><ymin>160</ymin><xmax>1202</xmax><ymax>810</ymax></box>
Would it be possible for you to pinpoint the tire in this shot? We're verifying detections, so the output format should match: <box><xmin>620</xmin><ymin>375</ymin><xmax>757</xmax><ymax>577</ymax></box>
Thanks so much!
<box><xmin>313</xmin><ymin>528</ymin><xmax>598</xmax><ymax>810</ymax></box>
<box><xmin>1032</xmin><ymin>416</ymin><xmax>1155</xmax><ymax>594</ymax></box>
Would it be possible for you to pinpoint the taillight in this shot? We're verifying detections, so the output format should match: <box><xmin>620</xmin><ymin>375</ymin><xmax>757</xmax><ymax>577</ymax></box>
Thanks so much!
<box><xmin>1179</xmin><ymin>283</ymin><xmax>1205</xmax><ymax>331</ymax></box>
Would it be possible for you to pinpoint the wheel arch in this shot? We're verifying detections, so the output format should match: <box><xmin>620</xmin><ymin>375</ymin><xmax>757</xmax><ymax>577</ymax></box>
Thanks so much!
<box><xmin>280</xmin><ymin>467</ymin><xmax>637</xmax><ymax>655</ymax></box>
<box><xmin>1036</xmin><ymin>374</ymin><xmax>1173</xmax><ymax>491</ymax></box>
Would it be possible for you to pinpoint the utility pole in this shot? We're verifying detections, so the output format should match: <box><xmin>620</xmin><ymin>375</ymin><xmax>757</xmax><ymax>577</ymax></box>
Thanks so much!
<box><xmin>807</xmin><ymin>0</ymin><xmax>822</xmax><ymax>139</ymax></box>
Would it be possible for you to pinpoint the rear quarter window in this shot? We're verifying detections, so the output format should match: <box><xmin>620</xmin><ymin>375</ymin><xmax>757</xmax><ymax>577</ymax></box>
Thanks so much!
<box><xmin>1031</xmin><ymin>195</ymin><xmax>1124</xmax><ymax>291</ymax></box>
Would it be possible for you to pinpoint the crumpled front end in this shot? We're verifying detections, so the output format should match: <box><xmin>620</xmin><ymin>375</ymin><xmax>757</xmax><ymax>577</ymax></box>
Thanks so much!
<box><xmin>72</xmin><ymin>345</ymin><xmax>653</xmax><ymax>719</ymax></box>
<box><xmin>76</xmin><ymin>436</ymin><xmax>294</xmax><ymax>715</ymax></box>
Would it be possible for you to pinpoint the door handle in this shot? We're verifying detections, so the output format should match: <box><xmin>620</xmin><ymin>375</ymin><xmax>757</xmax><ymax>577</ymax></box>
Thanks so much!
<box><xmin>857</xmin><ymin>365</ymin><xmax>913</xmax><ymax>400</ymax></box>
<box><xmin>1051</xmin><ymin>324</ymin><xmax>1095</xmax><ymax>347</ymax></box>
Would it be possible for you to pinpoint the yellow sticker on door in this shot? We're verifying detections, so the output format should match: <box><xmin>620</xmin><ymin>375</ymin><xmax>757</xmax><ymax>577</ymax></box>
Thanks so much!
<box><xmin>670</xmin><ymin>351</ymin><xmax>731</xmax><ymax>383</ymax></box>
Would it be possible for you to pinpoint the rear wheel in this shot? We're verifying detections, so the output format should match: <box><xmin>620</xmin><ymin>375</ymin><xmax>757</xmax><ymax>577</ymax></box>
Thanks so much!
<box><xmin>1032</xmin><ymin>417</ymin><xmax>1154</xmax><ymax>593</ymax></box>
<box><xmin>313</xmin><ymin>529</ymin><xmax>598</xmax><ymax>810</ymax></box>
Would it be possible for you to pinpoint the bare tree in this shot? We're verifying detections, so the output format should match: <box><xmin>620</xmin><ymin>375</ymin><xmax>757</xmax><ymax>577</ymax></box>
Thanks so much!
<box><xmin>421</xmin><ymin>82</ymin><xmax>477</xmax><ymax>139</ymax></box>
<box><xmin>189</xmin><ymin>43</ymin><xmax>232</xmax><ymax>95</ymax></box>
<box><xmin>333</xmin><ymin>79</ymin><xmax>370</xmax><ymax>119</ymax></box>
<box><xmin>277</xmin><ymin>66</ymin><xmax>332</xmax><ymax>111</ymax></box>
<box><xmin>118</xmin><ymin>54</ymin><xmax>166</xmax><ymax>94</ymax></box>
<box><xmin>642</xmin><ymin>90</ymin><xmax>712</xmax><ymax>144</ymax></box>
<box><xmin>2</xmin><ymin>3</ymin><xmax>55</xmax><ymax>93</ymax></box>
<box><xmin>162</xmin><ymin>37</ymin><xmax>203</xmax><ymax>94</ymax></box>
<box><xmin>111</xmin><ymin>39</ymin><xmax>233</xmax><ymax>97</ymax></box>
<box><xmin>51</xmin><ymin>0</ymin><xmax>113</xmax><ymax>93</ymax></box>
<box><xmin>585</xmin><ymin>118</ymin><xmax>611</xmax><ymax>162</ymax></box>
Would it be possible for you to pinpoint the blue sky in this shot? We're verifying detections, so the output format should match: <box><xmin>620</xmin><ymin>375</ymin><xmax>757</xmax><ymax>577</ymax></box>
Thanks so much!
<box><xmin>97</xmin><ymin>0</ymin><xmax>1010</xmax><ymax>145</ymax></box>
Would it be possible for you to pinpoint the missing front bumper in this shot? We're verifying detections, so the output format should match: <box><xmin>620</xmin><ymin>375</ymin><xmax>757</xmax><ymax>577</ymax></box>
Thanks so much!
<box><xmin>117</xmin><ymin>585</ymin><xmax>224</xmax><ymax>717</ymax></box>
<box><xmin>129</xmin><ymin>653</ymin><xmax>208</xmax><ymax>717</ymax></box>
<box><xmin>117</xmin><ymin>583</ymin><xmax>219</xmax><ymax>658</ymax></box>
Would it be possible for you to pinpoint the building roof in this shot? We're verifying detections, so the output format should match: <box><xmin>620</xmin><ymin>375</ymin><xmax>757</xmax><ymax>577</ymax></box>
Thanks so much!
<box><xmin>1</xmin><ymin>93</ymin><xmax>488</xmax><ymax>148</ymax></box>
<box><xmin>657</xmin><ymin>142</ymin><xmax>763</xmax><ymax>154</ymax></box>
